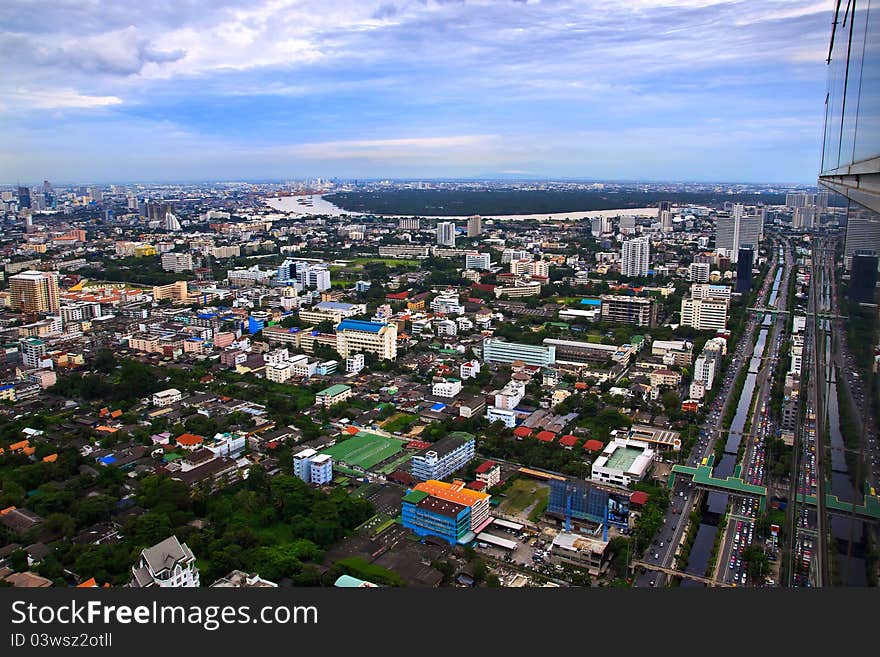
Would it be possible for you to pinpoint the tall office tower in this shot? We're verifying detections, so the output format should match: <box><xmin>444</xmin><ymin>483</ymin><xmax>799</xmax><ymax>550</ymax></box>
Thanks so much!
<box><xmin>792</xmin><ymin>206</ymin><xmax>816</xmax><ymax>230</ymax></box>
<box><xmin>657</xmin><ymin>200</ymin><xmax>671</xmax><ymax>218</ymax></box>
<box><xmin>399</xmin><ymin>217</ymin><xmax>420</xmax><ymax>231</ymax></box>
<box><xmin>17</xmin><ymin>186</ymin><xmax>31</xmax><ymax>209</ymax></box>
<box><xmin>786</xmin><ymin>192</ymin><xmax>808</xmax><ymax>208</ymax></box>
<box><xmin>298</xmin><ymin>263</ymin><xmax>331</xmax><ymax>291</ymax></box>
<box><xmin>590</xmin><ymin>216</ymin><xmax>612</xmax><ymax>237</ymax></box>
<box><xmin>89</xmin><ymin>187</ymin><xmax>104</xmax><ymax>202</ymax></box>
<box><xmin>619</xmin><ymin>215</ymin><xmax>636</xmax><ymax>234</ymax></box>
<box><xmin>9</xmin><ymin>270</ymin><xmax>60</xmax><ymax>313</ymax></box>
<box><xmin>146</xmin><ymin>201</ymin><xmax>173</xmax><ymax>223</ymax></box>
<box><xmin>819</xmin><ymin>1</ymin><xmax>879</xmax><ymax>275</ymax></box>
<box><xmin>620</xmin><ymin>237</ymin><xmax>650</xmax><ymax>277</ymax></box>
<box><xmin>436</xmin><ymin>221</ymin><xmax>456</xmax><ymax>247</ymax></box>
<box><xmin>42</xmin><ymin>180</ymin><xmax>52</xmax><ymax>194</ymax></box>
<box><xmin>163</xmin><ymin>211</ymin><xmax>182</xmax><ymax>231</ymax></box>
<box><xmin>660</xmin><ymin>210</ymin><xmax>673</xmax><ymax>233</ymax></box>
<box><xmin>715</xmin><ymin>204</ymin><xmax>762</xmax><ymax>263</ymax></box>
<box><xmin>467</xmin><ymin>214</ymin><xmax>482</xmax><ymax>237</ymax></box>
<box><xmin>735</xmin><ymin>247</ymin><xmax>754</xmax><ymax>293</ymax></box>
<box><xmin>127</xmin><ymin>195</ymin><xmax>138</xmax><ymax>210</ymax></box>
<box><xmin>841</xmin><ymin>203</ymin><xmax>880</xmax><ymax>270</ymax></box>
<box><xmin>850</xmin><ymin>251</ymin><xmax>879</xmax><ymax>304</ymax></box>
<box><xmin>688</xmin><ymin>262</ymin><xmax>711</xmax><ymax>283</ymax></box>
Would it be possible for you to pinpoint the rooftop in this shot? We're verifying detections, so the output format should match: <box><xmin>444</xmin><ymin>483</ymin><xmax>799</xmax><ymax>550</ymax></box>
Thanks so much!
<box><xmin>336</xmin><ymin>318</ymin><xmax>387</xmax><ymax>333</ymax></box>
<box><xmin>317</xmin><ymin>384</ymin><xmax>352</xmax><ymax>397</ymax></box>
<box><xmin>605</xmin><ymin>447</ymin><xmax>643</xmax><ymax>472</ymax></box>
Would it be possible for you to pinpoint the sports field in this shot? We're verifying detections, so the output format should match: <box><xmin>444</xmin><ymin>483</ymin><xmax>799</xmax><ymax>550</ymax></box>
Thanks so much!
<box><xmin>321</xmin><ymin>431</ymin><xmax>404</xmax><ymax>470</ymax></box>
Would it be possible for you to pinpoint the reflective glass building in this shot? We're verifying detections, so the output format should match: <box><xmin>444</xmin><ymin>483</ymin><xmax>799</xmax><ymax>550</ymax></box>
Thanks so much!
<box><xmin>819</xmin><ymin>1</ymin><xmax>880</xmax><ymax>269</ymax></box>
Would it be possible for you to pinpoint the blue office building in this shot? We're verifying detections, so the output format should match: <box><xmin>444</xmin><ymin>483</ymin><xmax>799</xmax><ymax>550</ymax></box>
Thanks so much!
<box><xmin>548</xmin><ymin>479</ymin><xmax>630</xmax><ymax>527</ymax></box>
<box><xmin>401</xmin><ymin>489</ymin><xmax>471</xmax><ymax>545</ymax></box>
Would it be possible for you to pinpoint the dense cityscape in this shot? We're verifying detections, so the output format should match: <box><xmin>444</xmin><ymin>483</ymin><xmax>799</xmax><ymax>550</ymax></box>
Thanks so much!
<box><xmin>0</xmin><ymin>0</ymin><xmax>877</xmax><ymax>599</ymax></box>
<box><xmin>0</xmin><ymin>175</ymin><xmax>876</xmax><ymax>589</ymax></box>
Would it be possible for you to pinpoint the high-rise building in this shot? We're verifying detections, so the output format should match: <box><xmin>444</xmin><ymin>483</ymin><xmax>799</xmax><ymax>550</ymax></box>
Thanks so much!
<box><xmin>467</xmin><ymin>214</ymin><xmax>482</xmax><ymax>237</ymax></box>
<box><xmin>17</xmin><ymin>186</ymin><xmax>31</xmax><ymax>209</ymax></box>
<box><xmin>599</xmin><ymin>295</ymin><xmax>657</xmax><ymax>327</ymax></box>
<box><xmin>161</xmin><ymin>252</ymin><xmax>194</xmax><ymax>272</ymax></box>
<box><xmin>680</xmin><ymin>296</ymin><xmax>729</xmax><ymax>331</ymax></box>
<box><xmin>335</xmin><ymin>319</ymin><xmax>397</xmax><ymax>360</ymax></box>
<box><xmin>841</xmin><ymin>203</ymin><xmax>880</xmax><ymax>270</ymax></box>
<box><xmin>850</xmin><ymin>251</ymin><xmax>878</xmax><ymax>304</ymax></box>
<box><xmin>688</xmin><ymin>262</ymin><xmax>711</xmax><ymax>283</ymax></box>
<box><xmin>8</xmin><ymin>270</ymin><xmax>60</xmax><ymax>313</ymax></box>
<box><xmin>481</xmin><ymin>338</ymin><xmax>556</xmax><ymax>367</ymax></box>
<box><xmin>465</xmin><ymin>252</ymin><xmax>492</xmax><ymax>271</ymax></box>
<box><xmin>163</xmin><ymin>211</ymin><xmax>182</xmax><ymax>231</ymax></box>
<box><xmin>145</xmin><ymin>201</ymin><xmax>172</xmax><ymax>222</ymax></box>
<box><xmin>792</xmin><ymin>206</ymin><xmax>816</xmax><ymax>230</ymax></box>
<box><xmin>620</xmin><ymin>237</ymin><xmax>650</xmax><ymax>277</ymax></box>
<box><xmin>658</xmin><ymin>200</ymin><xmax>671</xmax><ymax>217</ymax></box>
<box><xmin>398</xmin><ymin>217</ymin><xmax>420</xmax><ymax>231</ymax></box>
<box><xmin>660</xmin><ymin>210</ymin><xmax>673</xmax><ymax>233</ymax></box>
<box><xmin>736</xmin><ymin>247</ymin><xmax>754</xmax><ymax>293</ymax></box>
<box><xmin>20</xmin><ymin>337</ymin><xmax>47</xmax><ymax>370</ymax></box>
<box><xmin>818</xmin><ymin>3</ymin><xmax>879</xmax><ymax>273</ymax></box>
<box><xmin>591</xmin><ymin>215</ymin><xmax>612</xmax><ymax>237</ymax></box>
<box><xmin>436</xmin><ymin>221</ymin><xmax>456</xmax><ymax>247</ymax></box>
<box><xmin>715</xmin><ymin>204</ymin><xmax>763</xmax><ymax>263</ymax></box>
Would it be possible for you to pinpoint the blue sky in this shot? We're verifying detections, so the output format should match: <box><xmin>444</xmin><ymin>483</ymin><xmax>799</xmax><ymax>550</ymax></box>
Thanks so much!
<box><xmin>0</xmin><ymin>1</ymin><xmax>834</xmax><ymax>183</ymax></box>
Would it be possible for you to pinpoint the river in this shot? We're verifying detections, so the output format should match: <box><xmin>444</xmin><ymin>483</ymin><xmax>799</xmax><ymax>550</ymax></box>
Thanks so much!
<box><xmin>262</xmin><ymin>195</ymin><xmax>665</xmax><ymax>221</ymax></box>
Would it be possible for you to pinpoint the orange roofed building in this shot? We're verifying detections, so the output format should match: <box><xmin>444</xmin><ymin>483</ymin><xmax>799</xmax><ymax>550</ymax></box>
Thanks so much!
<box><xmin>412</xmin><ymin>479</ymin><xmax>491</xmax><ymax>533</ymax></box>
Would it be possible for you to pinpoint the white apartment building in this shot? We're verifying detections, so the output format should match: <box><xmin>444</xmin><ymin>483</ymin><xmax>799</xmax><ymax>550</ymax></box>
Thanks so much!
<box><xmin>335</xmin><ymin>319</ymin><xmax>397</xmax><ymax>360</ymax></box>
<box><xmin>691</xmin><ymin>283</ymin><xmax>732</xmax><ymax>301</ymax></box>
<box><xmin>346</xmin><ymin>353</ymin><xmax>365</xmax><ymax>374</ymax></box>
<box><xmin>621</xmin><ymin>237</ymin><xmax>650</xmax><ymax>277</ymax></box>
<box><xmin>460</xmin><ymin>360</ymin><xmax>481</xmax><ymax>379</ymax></box>
<box><xmin>688</xmin><ymin>262</ymin><xmax>711</xmax><ymax>283</ymax></box>
<box><xmin>309</xmin><ymin>454</ymin><xmax>333</xmax><ymax>485</ymax></box>
<box><xmin>680</xmin><ymin>297</ymin><xmax>729</xmax><ymax>331</ymax></box>
<box><xmin>436</xmin><ymin>221</ymin><xmax>456</xmax><ymax>247</ymax></box>
<box><xmin>465</xmin><ymin>252</ymin><xmax>492</xmax><ymax>270</ymax></box>
<box><xmin>493</xmin><ymin>380</ymin><xmax>526</xmax><ymax>410</ymax></box>
<box><xmin>161</xmin><ymin>252</ymin><xmax>194</xmax><ymax>273</ymax></box>
<box><xmin>432</xmin><ymin>378</ymin><xmax>463</xmax><ymax>398</ymax></box>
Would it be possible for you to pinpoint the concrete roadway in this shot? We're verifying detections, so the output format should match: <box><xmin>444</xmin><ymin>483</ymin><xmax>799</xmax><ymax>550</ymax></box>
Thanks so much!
<box><xmin>633</xmin><ymin>246</ymin><xmax>782</xmax><ymax>587</ymax></box>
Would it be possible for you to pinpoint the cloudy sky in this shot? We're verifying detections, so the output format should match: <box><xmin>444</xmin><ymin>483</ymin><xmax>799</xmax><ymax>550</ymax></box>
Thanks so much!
<box><xmin>0</xmin><ymin>0</ymin><xmax>834</xmax><ymax>183</ymax></box>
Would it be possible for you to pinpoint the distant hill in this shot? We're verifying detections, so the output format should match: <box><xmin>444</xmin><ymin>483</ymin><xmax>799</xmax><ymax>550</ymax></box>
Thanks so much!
<box><xmin>324</xmin><ymin>189</ymin><xmax>789</xmax><ymax>216</ymax></box>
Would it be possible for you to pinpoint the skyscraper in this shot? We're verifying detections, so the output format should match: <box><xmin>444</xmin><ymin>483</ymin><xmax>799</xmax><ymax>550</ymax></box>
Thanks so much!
<box><xmin>437</xmin><ymin>221</ymin><xmax>456</xmax><ymax>247</ymax></box>
<box><xmin>841</xmin><ymin>203</ymin><xmax>880</xmax><ymax>270</ymax></box>
<box><xmin>620</xmin><ymin>237</ymin><xmax>650</xmax><ymax>278</ymax></box>
<box><xmin>715</xmin><ymin>204</ymin><xmax>762</xmax><ymax>263</ymax></box>
<box><xmin>467</xmin><ymin>215</ymin><xmax>482</xmax><ymax>237</ymax></box>
<box><xmin>9</xmin><ymin>270</ymin><xmax>60</xmax><ymax>313</ymax></box>
<box><xmin>850</xmin><ymin>252</ymin><xmax>878</xmax><ymax>304</ymax></box>
<box><xmin>735</xmin><ymin>247</ymin><xmax>754</xmax><ymax>293</ymax></box>
<box><xmin>17</xmin><ymin>186</ymin><xmax>31</xmax><ymax>209</ymax></box>
<box><xmin>819</xmin><ymin>1</ymin><xmax>879</xmax><ymax>271</ymax></box>
<box><xmin>163</xmin><ymin>211</ymin><xmax>182</xmax><ymax>231</ymax></box>
<box><xmin>660</xmin><ymin>210</ymin><xmax>673</xmax><ymax>233</ymax></box>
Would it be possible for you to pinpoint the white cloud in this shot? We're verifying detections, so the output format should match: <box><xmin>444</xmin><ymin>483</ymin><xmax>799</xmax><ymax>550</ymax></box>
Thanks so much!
<box><xmin>4</xmin><ymin>89</ymin><xmax>123</xmax><ymax>111</ymax></box>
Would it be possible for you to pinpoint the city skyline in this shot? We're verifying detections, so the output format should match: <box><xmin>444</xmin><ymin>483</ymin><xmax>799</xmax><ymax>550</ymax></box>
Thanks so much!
<box><xmin>1</xmin><ymin>0</ymin><xmax>833</xmax><ymax>183</ymax></box>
